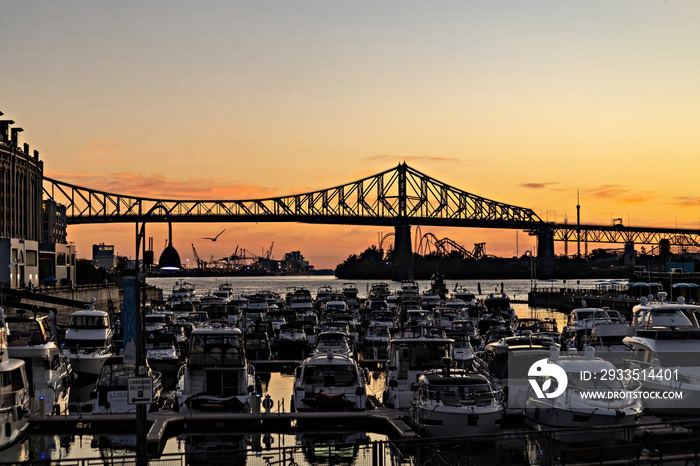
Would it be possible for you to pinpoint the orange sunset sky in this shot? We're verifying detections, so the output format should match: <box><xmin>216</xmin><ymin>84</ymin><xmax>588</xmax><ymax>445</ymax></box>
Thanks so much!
<box><xmin>3</xmin><ymin>2</ymin><xmax>699</xmax><ymax>270</ymax></box>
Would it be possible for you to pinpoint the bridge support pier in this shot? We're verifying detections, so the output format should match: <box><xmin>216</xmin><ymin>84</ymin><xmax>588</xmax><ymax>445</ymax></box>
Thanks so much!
<box><xmin>392</xmin><ymin>223</ymin><xmax>414</xmax><ymax>281</ymax></box>
<box><xmin>536</xmin><ymin>229</ymin><xmax>555</xmax><ymax>279</ymax></box>
<box><xmin>624</xmin><ymin>242</ymin><xmax>636</xmax><ymax>267</ymax></box>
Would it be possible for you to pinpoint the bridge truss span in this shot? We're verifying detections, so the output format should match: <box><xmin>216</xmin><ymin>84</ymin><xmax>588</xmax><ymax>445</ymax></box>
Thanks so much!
<box><xmin>42</xmin><ymin>163</ymin><xmax>543</xmax><ymax>228</ymax></box>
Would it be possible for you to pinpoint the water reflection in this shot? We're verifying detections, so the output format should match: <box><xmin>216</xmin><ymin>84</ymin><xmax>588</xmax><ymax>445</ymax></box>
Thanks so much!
<box><xmin>299</xmin><ymin>432</ymin><xmax>369</xmax><ymax>466</ymax></box>
<box><xmin>183</xmin><ymin>434</ymin><xmax>248</xmax><ymax>466</ymax></box>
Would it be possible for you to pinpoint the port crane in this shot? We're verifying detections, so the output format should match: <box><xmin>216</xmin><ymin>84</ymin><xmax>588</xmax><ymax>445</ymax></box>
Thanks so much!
<box><xmin>191</xmin><ymin>243</ymin><xmax>208</xmax><ymax>269</ymax></box>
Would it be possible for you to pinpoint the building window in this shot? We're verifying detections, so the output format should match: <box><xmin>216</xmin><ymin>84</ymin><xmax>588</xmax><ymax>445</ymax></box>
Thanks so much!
<box><xmin>26</xmin><ymin>250</ymin><xmax>37</xmax><ymax>266</ymax></box>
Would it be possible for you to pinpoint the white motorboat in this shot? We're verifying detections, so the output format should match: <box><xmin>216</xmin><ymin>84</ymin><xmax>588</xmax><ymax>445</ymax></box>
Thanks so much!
<box><xmin>276</xmin><ymin>322</ymin><xmax>310</xmax><ymax>360</ymax></box>
<box><xmin>176</xmin><ymin>324</ymin><xmax>257</xmax><ymax>414</ymax></box>
<box><xmin>452</xmin><ymin>287</ymin><xmax>478</xmax><ymax>309</ymax></box>
<box><xmin>61</xmin><ymin>302</ymin><xmax>114</xmax><ymax>377</ymax></box>
<box><xmin>342</xmin><ymin>283</ymin><xmax>360</xmax><ymax>309</ymax></box>
<box><xmin>524</xmin><ymin>347</ymin><xmax>642</xmax><ymax>440</ymax></box>
<box><xmin>483</xmin><ymin>293</ymin><xmax>518</xmax><ymax>328</ymax></box>
<box><xmin>623</xmin><ymin>295</ymin><xmax>700</xmax><ymax>416</ymax></box>
<box><xmin>362</xmin><ymin>325</ymin><xmax>390</xmax><ymax>360</ymax></box>
<box><xmin>6</xmin><ymin>313</ymin><xmax>73</xmax><ymax>416</ymax></box>
<box><xmin>409</xmin><ymin>367</ymin><xmax>504</xmax><ymax>437</ymax></box>
<box><xmin>167</xmin><ymin>280</ymin><xmax>197</xmax><ymax>307</ymax></box>
<box><xmin>482</xmin><ymin>335</ymin><xmax>559</xmax><ymax>411</ymax></box>
<box><xmin>562</xmin><ymin>305</ymin><xmax>617</xmax><ymax>349</ymax></box>
<box><xmin>397</xmin><ymin>280</ymin><xmax>420</xmax><ymax>303</ymax></box>
<box><xmin>368</xmin><ymin>282</ymin><xmax>391</xmax><ymax>300</ymax></box>
<box><xmin>92</xmin><ymin>355</ymin><xmax>164</xmax><ymax>414</ymax></box>
<box><xmin>384</xmin><ymin>326</ymin><xmax>454</xmax><ymax>409</ymax></box>
<box><xmin>314</xmin><ymin>331</ymin><xmax>354</xmax><ymax>359</ymax></box>
<box><xmin>146</xmin><ymin>333</ymin><xmax>182</xmax><ymax>390</ymax></box>
<box><xmin>445</xmin><ymin>330</ymin><xmax>476</xmax><ymax>369</ymax></box>
<box><xmin>292</xmin><ymin>351</ymin><xmax>368</xmax><ymax>412</ymax></box>
<box><xmin>0</xmin><ymin>308</ymin><xmax>31</xmax><ymax>449</ymax></box>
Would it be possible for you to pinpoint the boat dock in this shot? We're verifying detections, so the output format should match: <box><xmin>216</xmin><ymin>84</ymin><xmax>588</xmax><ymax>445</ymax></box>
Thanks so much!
<box><xmin>29</xmin><ymin>406</ymin><xmax>417</xmax><ymax>454</ymax></box>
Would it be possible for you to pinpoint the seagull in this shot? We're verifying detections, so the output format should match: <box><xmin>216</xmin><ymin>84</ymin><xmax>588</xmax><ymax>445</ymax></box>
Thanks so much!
<box><xmin>203</xmin><ymin>229</ymin><xmax>226</xmax><ymax>242</ymax></box>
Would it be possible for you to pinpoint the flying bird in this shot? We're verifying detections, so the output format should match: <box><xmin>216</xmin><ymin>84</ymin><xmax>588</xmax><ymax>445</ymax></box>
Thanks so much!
<box><xmin>203</xmin><ymin>229</ymin><xmax>226</xmax><ymax>242</ymax></box>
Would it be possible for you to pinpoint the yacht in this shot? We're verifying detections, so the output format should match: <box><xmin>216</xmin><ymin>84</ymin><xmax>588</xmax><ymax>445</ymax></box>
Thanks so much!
<box><xmin>287</xmin><ymin>287</ymin><xmax>315</xmax><ymax>315</ymax></box>
<box><xmin>623</xmin><ymin>295</ymin><xmax>700</xmax><ymax>416</ymax></box>
<box><xmin>244</xmin><ymin>331</ymin><xmax>272</xmax><ymax>361</ymax></box>
<box><xmin>6</xmin><ymin>313</ymin><xmax>73</xmax><ymax>416</ymax></box>
<box><xmin>420</xmin><ymin>290</ymin><xmax>442</xmax><ymax>310</ymax></box>
<box><xmin>452</xmin><ymin>287</ymin><xmax>478</xmax><ymax>309</ymax></box>
<box><xmin>482</xmin><ymin>335</ymin><xmax>559</xmax><ymax>411</ymax></box>
<box><xmin>524</xmin><ymin>347</ymin><xmax>642</xmax><ymax>440</ymax></box>
<box><xmin>0</xmin><ymin>308</ymin><xmax>31</xmax><ymax>449</ymax></box>
<box><xmin>562</xmin><ymin>305</ymin><xmax>617</xmax><ymax>350</ymax></box>
<box><xmin>384</xmin><ymin>326</ymin><xmax>454</xmax><ymax>409</ymax></box>
<box><xmin>368</xmin><ymin>282</ymin><xmax>391</xmax><ymax>300</ymax></box>
<box><xmin>167</xmin><ymin>280</ymin><xmax>197</xmax><ymax>307</ymax></box>
<box><xmin>176</xmin><ymin>324</ymin><xmax>257</xmax><ymax>414</ymax></box>
<box><xmin>341</xmin><ymin>283</ymin><xmax>360</xmax><ymax>309</ymax></box>
<box><xmin>429</xmin><ymin>273</ymin><xmax>449</xmax><ymax>301</ymax></box>
<box><xmin>276</xmin><ymin>322</ymin><xmax>310</xmax><ymax>360</ymax></box>
<box><xmin>445</xmin><ymin>330</ymin><xmax>476</xmax><ymax>369</ymax></box>
<box><xmin>146</xmin><ymin>333</ymin><xmax>182</xmax><ymax>390</ymax></box>
<box><xmin>314</xmin><ymin>285</ymin><xmax>334</xmax><ymax>309</ymax></box>
<box><xmin>61</xmin><ymin>301</ymin><xmax>114</xmax><ymax>377</ymax></box>
<box><xmin>483</xmin><ymin>293</ymin><xmax>517</xmax><ymax>329</ymax></box>
<box><xmin>292</xmin><ymin>351</ymin><xmax>368</xmax><ymax>412</ymax></box>
<box><xmin>408</xmin><ymin>367</ymin><xmax>504</xmax><ymax>437</ymax></box>
<box><xmin>397</xmin><ymin>280</ymin><xmax>420</xmax><ymax>303</ymax></box>
<box><xmin>362</xmin><ymin>325</ymin><xmax>390</xmax><ymax>360</ymax></box>
<box><xmin>92</xmin><ymin>355</ymin><xmax>164</xmax><ymax>414</ymax></box>
<box><xmin>314</xmin><ymin>331</ymin><xmax>354</xmax><ymax>359</ymax></box>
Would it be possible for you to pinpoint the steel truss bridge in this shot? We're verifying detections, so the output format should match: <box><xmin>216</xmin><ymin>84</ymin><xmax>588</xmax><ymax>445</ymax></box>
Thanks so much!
<box><xmin>43</xmin><ymin>163</ymin><xmax>700</xmax><ymax>278</ymax></box>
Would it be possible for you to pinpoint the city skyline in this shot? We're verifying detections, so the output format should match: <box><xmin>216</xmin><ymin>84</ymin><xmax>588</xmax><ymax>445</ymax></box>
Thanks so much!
<box><xmin>3</xmin><ymin>1</ymin><xmax>699</xmax><ymax>269</ymax></box>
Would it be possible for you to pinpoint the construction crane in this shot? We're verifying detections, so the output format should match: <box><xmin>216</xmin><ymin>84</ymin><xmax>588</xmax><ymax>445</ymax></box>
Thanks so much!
<box><xmin>265</xmin><ymin>241</ymin><xmax>274</xmax><ymax>260</ymax></box>
<box><xmin>191</xmin><ymin>243</ymin><xmax>204</xmax><ymax>269</ymax></box>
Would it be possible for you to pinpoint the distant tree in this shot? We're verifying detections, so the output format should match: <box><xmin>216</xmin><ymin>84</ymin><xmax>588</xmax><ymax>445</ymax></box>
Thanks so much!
<box><xmin>76</xmin><ymin>259</ymin><xmax>107</xmax><ymax>285</ymax></box>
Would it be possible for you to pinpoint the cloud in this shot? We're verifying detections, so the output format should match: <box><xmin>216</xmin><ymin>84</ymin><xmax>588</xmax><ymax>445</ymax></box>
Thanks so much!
<box><xmin>519</xmin><ymin>182</ymin><xmax>560</xmax><ymax>190</ymax></box>
<box><xmin>585</xmin><ymin>185</ymin><xmax>656</xmax><ymax>204</ymax></box>
<box><xmin>670</xmin><ymin>196</ymin><xmax>700</xmax><ymax>207</ymax></box>
<box><xmin>44</xmin><ymin>170</ymin><xmax>280</xmax><ymax>200</ymax></box>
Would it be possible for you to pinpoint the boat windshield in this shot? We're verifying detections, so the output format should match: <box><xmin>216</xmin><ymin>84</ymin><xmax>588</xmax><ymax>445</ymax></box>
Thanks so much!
<box><xmin>366</xmin><ymin>327</ymin><xmax>390</xmax><ymax>338</ymax></box>
<box><xmin>70</xmin><ymin>315</ymin><xmax>108</xmax><ymax>328</ymax></box>
<box><xmin>424</xmin><ymin>383</ymin><xmax>494</xmax><ymax>406</ymax></box>
<box><xmin>407</xmin><ymin>342</ymin><xmax>451</xmax><ymax>370</ymax></box>
<box><xmin>303</xmin><ymin>365</ymin><xmax>357</xmax><ymax>387</ymax></box>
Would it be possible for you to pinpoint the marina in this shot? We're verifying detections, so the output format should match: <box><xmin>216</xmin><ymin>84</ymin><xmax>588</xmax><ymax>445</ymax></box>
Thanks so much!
<box><xmin>0</xmin><ymin>277</ymin><xmax>699</xmax><ymax>464</ymax></box>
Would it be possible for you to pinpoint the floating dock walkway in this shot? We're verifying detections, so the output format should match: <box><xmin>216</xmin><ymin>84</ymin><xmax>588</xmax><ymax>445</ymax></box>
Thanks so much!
<box><xmin>29</xmin><ymin>406</ymin><xmax>417</xmax><ymax>454</ymax></box>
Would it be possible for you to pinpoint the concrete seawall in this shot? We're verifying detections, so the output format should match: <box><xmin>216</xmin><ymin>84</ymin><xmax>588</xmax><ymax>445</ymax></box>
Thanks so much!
<box><xmin>3</xmin><ymin>283</ymin><xmax>162</xmax><ymax>325</ymax></box>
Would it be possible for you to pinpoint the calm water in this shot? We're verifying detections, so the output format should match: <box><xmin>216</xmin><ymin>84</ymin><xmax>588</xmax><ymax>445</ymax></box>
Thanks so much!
<box><xmin>3</xmin><ymin>276</ymin><xmax>612</xmax><ymax>464</ymax></box>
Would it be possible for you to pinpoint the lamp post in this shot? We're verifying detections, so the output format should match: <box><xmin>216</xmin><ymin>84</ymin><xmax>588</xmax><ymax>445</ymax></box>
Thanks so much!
<box><xmin>134</xmin><ymin>203</ymin><xmax>181</xmax><ymax>466</ymax></box>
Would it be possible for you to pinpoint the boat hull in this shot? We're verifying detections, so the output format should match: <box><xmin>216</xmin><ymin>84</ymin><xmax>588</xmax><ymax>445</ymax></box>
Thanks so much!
<box><xmin>411</xmin><ymin>403</ymin><xmax>503</xmax><ymax>437</ymax></box>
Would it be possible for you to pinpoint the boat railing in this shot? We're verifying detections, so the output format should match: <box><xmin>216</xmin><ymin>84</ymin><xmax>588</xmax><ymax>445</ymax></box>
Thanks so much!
<box><xmin>420</xmin><ymin>387</ymin><xmax>496</xmax><ymax>407</ymax></box>
<box><xmin>188</xmin><ymin>345</ymin><xmax>245</xmax><ymax>367</ymax></box>
<box><xmin>0</xmin><ymin>386</ymin><xmax>28</xmax><ymax>409</ymax></box>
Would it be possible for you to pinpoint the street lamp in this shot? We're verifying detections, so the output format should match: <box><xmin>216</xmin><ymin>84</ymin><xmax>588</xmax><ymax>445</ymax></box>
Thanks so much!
<box><xmin>134</xmin><ymin>203</ymin><xmax>181</xmax><ymax>466</ymax></box>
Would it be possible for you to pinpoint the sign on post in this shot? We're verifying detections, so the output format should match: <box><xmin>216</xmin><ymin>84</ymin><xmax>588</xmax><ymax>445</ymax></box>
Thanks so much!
<box><xmin>128</xmin><ymin>376</ymin><xmax>153</xmax><ymax>405</ymax></box>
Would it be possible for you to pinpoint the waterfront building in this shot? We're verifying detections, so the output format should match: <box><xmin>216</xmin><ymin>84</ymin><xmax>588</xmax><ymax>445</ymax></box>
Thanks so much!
<box><xmin>93</xmin><ymin>243</ymin><xmax>117</xmax><ymax>270</ymax></box>
<box><xmin>0</xmin><ymin>115</ymin><xmax>75</xmax><ymax>289</ymax></box>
